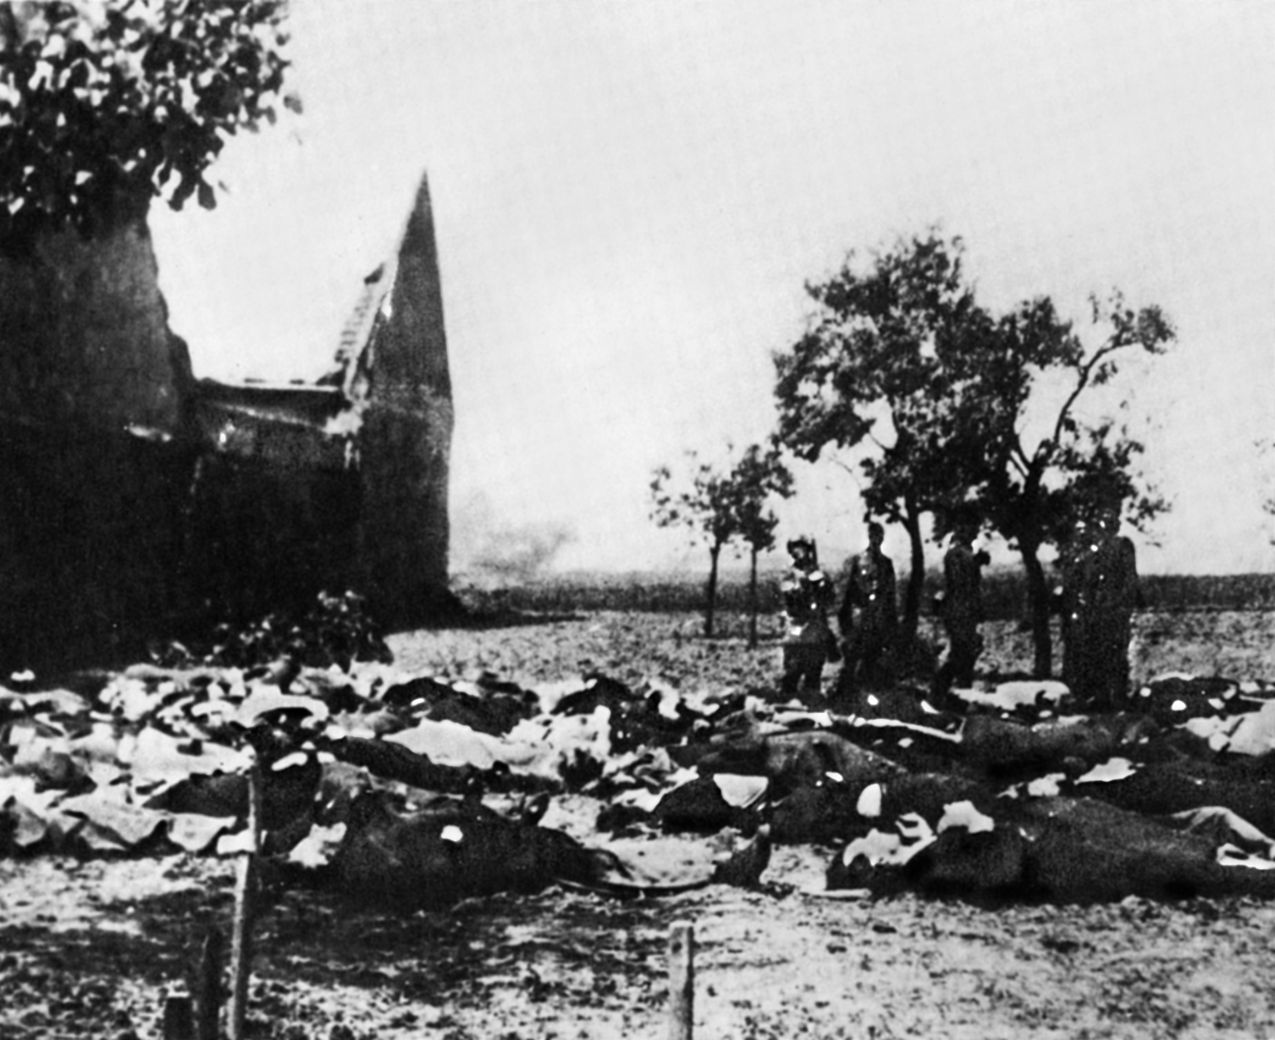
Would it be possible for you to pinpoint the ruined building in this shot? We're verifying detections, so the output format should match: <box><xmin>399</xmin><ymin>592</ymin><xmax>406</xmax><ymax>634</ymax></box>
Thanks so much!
<box><xmin>0</xmin><ymin>175</ymin><xmax>454</xmax><ymax>667</ymax></box>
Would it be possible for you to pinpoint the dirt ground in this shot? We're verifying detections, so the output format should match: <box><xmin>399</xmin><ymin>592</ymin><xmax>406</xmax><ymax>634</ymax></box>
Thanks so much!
<box><xmin>4</xmin><ymin>608</ymin><xmax>1275</xmax><ymax>1040</ymax></box>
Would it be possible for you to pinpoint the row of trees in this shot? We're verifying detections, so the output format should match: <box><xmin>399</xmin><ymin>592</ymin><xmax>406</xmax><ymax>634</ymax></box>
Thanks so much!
<box><xmin>649</xmin><ymin>442</ymin><xmax>792</xmax><ymax>645</ymax></box>
<box><xmin>655</xmin><ymin>232</ymin><xmax>1175</xmax><ymax>678</ymax></box>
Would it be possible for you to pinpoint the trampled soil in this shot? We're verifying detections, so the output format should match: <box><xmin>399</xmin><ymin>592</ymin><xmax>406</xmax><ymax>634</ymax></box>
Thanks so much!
<box><xmin>4</xmin><ymin>609</ymin><xmax>1275</xmax><ymax>1039</ymax></box>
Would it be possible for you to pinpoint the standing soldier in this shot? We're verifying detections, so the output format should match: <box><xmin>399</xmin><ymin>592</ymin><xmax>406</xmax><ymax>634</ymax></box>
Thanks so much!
<box><xmin>931</xmin><ymin>514</ymin><xmax>989</xmax><ymax>708</ymax></box>
<box><xmin>837</xmin><ymin>521</ymin><xmax>898</xmax><ymax>693</ymax></box>
<box><xmin>779</xmin><ymin>536</ymin><xmax>837</xmax><ymax>701</ymax></box>
<box><xmin>1060</xmin><ymin>497</ymin><xmax>1139</xmax><ymax>710</ymax></box>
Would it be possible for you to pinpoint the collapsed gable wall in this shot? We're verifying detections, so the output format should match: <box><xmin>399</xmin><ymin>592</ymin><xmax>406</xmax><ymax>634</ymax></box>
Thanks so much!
<box><xmin>353</xmin><ymin>176</ymin><xmax>455</xmax><ymax>623</ymax></box>
<box><xmin>189</xmin><ymin>173</ymin><xmax>456</xmax><ymax>628</ymax></box>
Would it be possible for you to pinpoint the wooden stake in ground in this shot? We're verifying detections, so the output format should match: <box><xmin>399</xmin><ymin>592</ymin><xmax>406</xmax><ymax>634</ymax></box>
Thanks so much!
<box><xmin>668</xmin><ymin>920</ymin><xmax>695</xmax><ymax>1040</ymax></box>
<box><xmin>193</xmin><ymin>927</ymin><xmax>224</xmax><ymax>1040</ymax></box>
<box><xmin>227</xmin><ymin>759</ymin><xmax>262</xmax><ymax>1040</ymax></box>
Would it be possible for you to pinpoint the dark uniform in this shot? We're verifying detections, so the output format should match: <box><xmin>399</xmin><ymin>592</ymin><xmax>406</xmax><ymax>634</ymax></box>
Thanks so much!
<box><xmin>1061</xmin><ymin>514</ymin><xmax>1139</xmax><ymax>710</ymax></box>
<box><xmin>837</xmin><ymin>541</ymin><xmax>897</xmax><ymax>691</ymax></box>
<box><xmin>779</xmin><ymin>557</ymin><xmax>837</xmax><ymax>699</ymax></box>
<box><xmin>931</xmin><ymin>535</ymin><xmax>986</xmax><ymax>704</ymax></box>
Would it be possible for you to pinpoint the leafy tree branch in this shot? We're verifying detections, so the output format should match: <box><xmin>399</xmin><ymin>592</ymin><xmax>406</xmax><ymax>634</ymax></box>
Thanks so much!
<box><xmin>0</xmin><ymin>0</ymin><xmax>294</xmax><ymax>246</ymax></box>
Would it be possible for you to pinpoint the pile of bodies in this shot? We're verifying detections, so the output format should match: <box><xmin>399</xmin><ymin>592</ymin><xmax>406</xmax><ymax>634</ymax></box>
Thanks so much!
<box><xmin>5</xmin><ymin>654</ymin><xmax>1275</xmax><ymax>907</ymax></box>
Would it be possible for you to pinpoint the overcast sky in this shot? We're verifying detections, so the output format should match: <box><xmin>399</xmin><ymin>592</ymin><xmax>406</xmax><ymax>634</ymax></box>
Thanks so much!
<box><xmin>150</xmin><ymin>0</ymin><xmax>1275</xmax><ymax>577</ymax></box>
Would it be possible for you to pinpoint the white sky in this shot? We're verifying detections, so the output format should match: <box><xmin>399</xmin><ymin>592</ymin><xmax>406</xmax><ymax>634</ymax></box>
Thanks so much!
<box><xmin>150</xmin><ymin>0</ymin><xmax>1275</xmax><ymax>577</ymax></box>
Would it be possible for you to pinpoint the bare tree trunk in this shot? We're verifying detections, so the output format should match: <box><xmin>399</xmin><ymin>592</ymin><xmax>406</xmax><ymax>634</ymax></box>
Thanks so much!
<box><xmin>704</xmin><ymin>543</ymin><xmax>721</xmax><ymax>638</ymax></box>
<box><xmin>1021</xmin><ymin>542</ymin><xmax>1053</xmax><ymax>678</ymax></box>
<box><xmin>901</xmin><ymin>498</ymin><xmax>925</xmax><ymax>646</ymax></box>
<box><xmin>747</xmin><ymin>546</ymin><xmax>759</xmax><ymax>649</ymax></box>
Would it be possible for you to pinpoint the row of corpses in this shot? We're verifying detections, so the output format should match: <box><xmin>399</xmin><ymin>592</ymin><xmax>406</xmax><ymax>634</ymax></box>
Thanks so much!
<box><xmin>6</xmin><ymin>660</ymin><xmax>1275</xmax><ymax>906</ymax></box>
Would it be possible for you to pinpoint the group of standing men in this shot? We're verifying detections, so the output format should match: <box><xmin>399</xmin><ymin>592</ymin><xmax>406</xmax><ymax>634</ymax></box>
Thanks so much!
<box><xmin>777</xmin><ymin>521</ymin><xmax>902</xmax><ymax>703</ymax></box>
<box><xmin>1057</xmin><ymin>502</ymin><xmax>1140</xmax><ymax>709</ymax></box>
<box><xmin>778</xmin><ymin>503</ymin><xmax>1139</xmax><ymax>710</ymax></box>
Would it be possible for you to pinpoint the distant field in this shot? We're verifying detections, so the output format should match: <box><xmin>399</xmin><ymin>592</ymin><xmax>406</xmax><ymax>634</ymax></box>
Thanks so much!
<box><xmin>454</xmin><ymin>568</ymin><xmax>1275</xmax><ymax>618</ymax></box>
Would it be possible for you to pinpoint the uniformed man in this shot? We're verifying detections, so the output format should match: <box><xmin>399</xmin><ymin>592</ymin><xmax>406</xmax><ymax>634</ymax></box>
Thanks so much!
<box><xmin>931</xmin><ymin>514</ymin><xmax>988</xmax><ymax>707</ymax></box>
<box><xmin>778</xmin><ymin>536</ymin><xmax>837</xmax><ymax>701</ymax></box>
<box><xmin>1060</xmin><ymin>499</ymin><xmax>1139</xmax><ymax>710</ymax></box>
<box><xmin>837</xmin><ymin>521</ymin><xmax>897</xmax><ymax>692</ymax></box>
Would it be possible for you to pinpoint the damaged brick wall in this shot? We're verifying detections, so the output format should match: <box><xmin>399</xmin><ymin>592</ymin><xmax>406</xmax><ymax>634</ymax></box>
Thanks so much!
<box><xmin>0</xmin><ymin>175</ymin><xmax>455</xmax><ymax>669</ymax></box>
<box><xmin>185</xmin><ymin>381</ymin><xmax>367</xmax><ymax>626</ymax></box>
<box><xmin>0</xmin><ymin>422</ymin><xmax>196</xmax><ymax>666</ymax></box>
<box><xmin>181</xmin><ymin>452</ymin><xmax>363</xmax><ymax>625</ymax></box>
<box><xmin>0</xmin><ymin>217</ymin><xmax>197</xmax><ymax>665</ymax></box>
<box><xmin>0</xmin><ymin>218</ymin><xmax>194</xmax><ymax>434</ymax></box>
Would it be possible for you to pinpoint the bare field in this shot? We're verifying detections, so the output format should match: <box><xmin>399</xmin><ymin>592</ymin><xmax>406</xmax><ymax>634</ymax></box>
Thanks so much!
<box><xmin>4</xmin><ymin>608</ymin><xmax>1275</xmax><ymax>1040</ymax></box>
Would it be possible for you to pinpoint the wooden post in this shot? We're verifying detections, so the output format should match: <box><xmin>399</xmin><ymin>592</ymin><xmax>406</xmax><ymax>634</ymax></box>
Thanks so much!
<box><xmin>667</xmin><ymin>920</ymin><xmax>694</xmax><ymax>1040</ymax></box>
<box><xmin>227</xmin><ymin>760</ymin><xmax>262</xmax><ymax>1040</ymax></box>
<box><xmin>748</xmin><ymin>548</ymin><xmax>759</xmax><ymax>649</ymax></box>
<box><xmin>162</xmin><ymin>995</ymin><xmax>193</xmax><ymax>1040</ymax></box>
<box><xmin>193</xmin><ymin>927</ymin><xmax>224</xmax><ymax>1040</ymax></box>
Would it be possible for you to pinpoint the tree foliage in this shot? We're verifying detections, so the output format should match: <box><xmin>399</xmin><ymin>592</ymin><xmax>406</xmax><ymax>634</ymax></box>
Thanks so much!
<box><xmin>723</xmin><ymin>442</ymin><xmax>793</xmax><ymax>647</ymax></box>
<box><xmin>726</xmin><ymin>442</ymin><xmax>793</xmax><ymax>557</ymax></box>
<box><xmin>774</xmin><ymin>231</ymin><xmax>1175</xmax><ymax>676</ymax></box>
<box><xmin>650</xmin><ymin>441</ymin><xmax>792</xmax><ymax>639</ymax></box>
<box><xmin>0</xmin><ymin>0</ymin><xmax>293</xmax><ymax>244</ymax></box>
<box><xmin>960</xmin><ymin>292</ymin><xmax>1174</xmax><ymax>676</ymax></box>
<box><xmin>774</xmin><ymin>231</ymin><xmax>979</xmax><ymax>639</ymax></box>
<box><xmin>966</xmin><ymin>293</ymin><xmax>1173</xmax><ymax>540</ymax></box>
<box><xmin>650</xmin><ymin>456</ymin><xmax>737</xmax><ymax>548</ymax></box>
